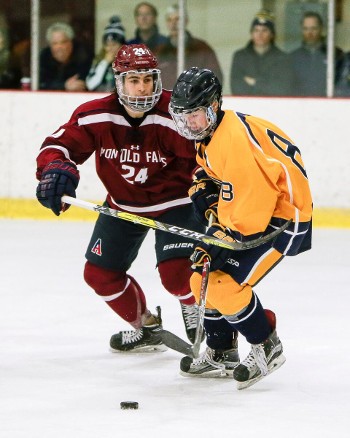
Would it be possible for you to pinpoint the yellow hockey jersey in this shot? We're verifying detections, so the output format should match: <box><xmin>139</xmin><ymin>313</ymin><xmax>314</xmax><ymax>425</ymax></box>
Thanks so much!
<box><xmin>196</xmin><ymin>110</ymin><xmax>313</xmax><ymax>255</ymax></box>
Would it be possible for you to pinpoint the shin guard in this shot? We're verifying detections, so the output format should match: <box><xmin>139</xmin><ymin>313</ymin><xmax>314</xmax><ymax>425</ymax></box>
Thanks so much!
<box><xmin>224</xmin><ymin>292</ymin><xmax>271</xmax><ymax>344</ymax></box>
<box><xmin>204</xmin><ymin>309</ymin><xmax>237</xmax><ymax>350</ymax></box>
<box><xmin>84</xmin><ymin>261</ymin><xmax>148</xmax><ymax>328</ymax></box>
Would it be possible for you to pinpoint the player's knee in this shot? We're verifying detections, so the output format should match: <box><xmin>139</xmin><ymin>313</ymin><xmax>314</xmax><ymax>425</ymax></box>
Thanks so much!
<box><xmin>158</xmin><ymin>258</ymin><xmax>191</xmax><ymax>294</ymax></box>
<box><xmin>84</xmin><ymin>261</ymin><xmax>126</xmax><ymax>296</ymax></box>
<box><xmin>190</xmin><ymin>270</ymin><xmax>252</xmax><ymax>315</ymax></box>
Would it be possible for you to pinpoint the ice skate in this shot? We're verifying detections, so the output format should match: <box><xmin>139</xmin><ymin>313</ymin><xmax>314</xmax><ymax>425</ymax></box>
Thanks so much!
<box><xmin>110</xmin><ymin>306</ymin><xmax>167</xmax><ymax>353</ymax></box>
<box><xmin>180</xmin><ymin>333</ymin><xmax>239</xmax><ymax>377</ymax></box>
<box><xmin>234</xmin><ymin>330</ymin><xmax>286</xmax><ymax>389</ymax></box>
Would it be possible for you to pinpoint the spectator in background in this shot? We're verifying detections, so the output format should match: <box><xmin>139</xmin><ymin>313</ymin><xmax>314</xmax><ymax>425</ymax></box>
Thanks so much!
<box><xmin>157</xmin><ymin>4</ymin><xmax>223</xmax><ymax>90</ymax></box>
<box><xmin>335</xmin><ymin>52</ymin><xmax>350</xmax><ymax>97</ymax></box>
<box><xmin>0</xmin><ymin>27</ymin><xmax>21</xmax><ymax>88</ymax></box>
<box><xmin>12</xmin><ymin>37</ymin><xmax>31</xmax><ymax>81</ymax></box>
<box><xmin>40</xmin><ymin>22</ymin><xmax>93</xmax><ymax>91</ymax></box>
<box><xmin>127</xmin><ymin>2</ymin><xmax>167</xmax><ymax>55</ymax></box>
<box><xmin>230</xmin><ymin>11</ymin><xmax>294</xmax><ymax>96</ymax></box>
<box><xmin>86</xmin><ymin>16</ymin><xmax>126</xmax><ymax>92</ymax></box>
<box><xmin>290</xmin><ymin>11</ymin><xmax>344</xmax><ymax>96</ymax></box>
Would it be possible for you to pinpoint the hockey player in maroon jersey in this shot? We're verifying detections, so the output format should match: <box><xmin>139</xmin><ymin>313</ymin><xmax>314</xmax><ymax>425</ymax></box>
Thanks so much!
<box><xmin>35</xmin><ymin>44</ymin><xmax>205</xmax><ymax>352</ymax></box>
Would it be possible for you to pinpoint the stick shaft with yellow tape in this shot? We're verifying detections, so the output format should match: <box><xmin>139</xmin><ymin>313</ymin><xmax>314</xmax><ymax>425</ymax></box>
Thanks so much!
<box><xmin>61</xmin><ymin>196</ymin><xmax>290</xmax><ymax>251</ymax></box>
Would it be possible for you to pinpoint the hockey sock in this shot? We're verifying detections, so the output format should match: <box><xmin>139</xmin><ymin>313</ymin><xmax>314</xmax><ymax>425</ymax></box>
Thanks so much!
<box><xmin>158</xmin><ymin>258</ymin><xmax>196</xmax><ymax>305</ymax></box>
<box><xmin>204</xmin><ymin>310</ymin><xmax>237</xmax><ymax>350</ymax></box>
<box><xmin>224</xmin><ymin>292</ymin><xmax>271</xmax><ymax>344</ymax></box>
<box><xmin>84</xmin><ymin>261</ymin><xmax>147</xmax><ymax>328</ymax></box>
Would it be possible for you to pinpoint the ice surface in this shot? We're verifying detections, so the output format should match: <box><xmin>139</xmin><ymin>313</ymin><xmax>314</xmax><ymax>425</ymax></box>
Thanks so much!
<box><xmin>1</xmin><ymin>219</ymin><xmax>349</xmax><ymax>437</ymax></box>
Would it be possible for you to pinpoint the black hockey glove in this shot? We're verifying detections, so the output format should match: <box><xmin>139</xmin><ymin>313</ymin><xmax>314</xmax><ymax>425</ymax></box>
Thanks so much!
<box><xmin>36</xmin><ymin>160</ymin><xmax>80</xmax><ymax>216</ymax></box>
<box><xmin>190</xmin><ymin>223</ymin><xmax>234</xmax><ymax>272</ymax></box>
<box><xmin>188</xmin><ymin>169</ymin><xmax>219</xmax><ymax>225</ymax></box>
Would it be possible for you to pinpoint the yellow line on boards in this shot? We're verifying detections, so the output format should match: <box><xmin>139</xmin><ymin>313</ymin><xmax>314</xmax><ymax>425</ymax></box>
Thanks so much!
<box><xmin>0</xmin><ymin>198</ymin><xmax>96</xmax><ymax>222</ymax></box>
<box><xmin>1</xmin><ymin>198</ymin><xmax>350</xmax><ymax>228</ymax></box>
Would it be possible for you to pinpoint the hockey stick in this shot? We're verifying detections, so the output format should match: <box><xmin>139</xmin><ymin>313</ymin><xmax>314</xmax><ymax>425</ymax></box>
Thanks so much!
<box><xmin>160</xmin><ymin>254</ymin><xmax>211</xmax><ymax>358</ymax></box>
<box><xmin>190</xmin><ymin>212</ymin><xmax>214</xmax><ymax>358</ymax></box>
<box><xmin>191</xmin><ymin>255</ymin><xmax>210</xmax><ymax>358</ymax></box>
<box><xmin>63</xmin><ymin>195</ymin><xmax>291</xmax><ymax>357</ymax></box>
<box><xmin>161</xmin><ymin>214</ymin><xmax>212</xmax><ymax>359</ymax></box>
<box><xmin>157</xmin><ymin>329</ymin><xmax>194</xmax><ymax>356</ymax></box>
<box><xmin>61</xmin><ymin>196</ymin><xmax>291</xmax><ymax>251</ymax></box>
<box><xmin>160</xmin><ymin>258</ymin><xmax>211</xmax><ymax>358</ymax></box>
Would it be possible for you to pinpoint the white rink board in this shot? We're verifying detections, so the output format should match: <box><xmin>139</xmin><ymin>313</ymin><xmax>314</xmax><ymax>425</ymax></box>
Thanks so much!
<box><xmin>0</xmin><ymin>90</ymin><xmax>348</xmax><ymax>207</ymax></box>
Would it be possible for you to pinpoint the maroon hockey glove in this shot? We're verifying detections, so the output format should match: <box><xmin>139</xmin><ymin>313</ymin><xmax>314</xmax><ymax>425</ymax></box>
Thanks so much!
<box><xmin>188</xmin><ymin>169</ymin><xmax>219</xmax><ymax>225</ymax></box>
<box><xmin>190</xmin><ymin>223</ymin><xmax>235</xmax><ymax>272</ymax></box>
<box><xmin>36</xmin><ymin>160</ymin><xmax>80</xmax><ymax>216</ymax></box>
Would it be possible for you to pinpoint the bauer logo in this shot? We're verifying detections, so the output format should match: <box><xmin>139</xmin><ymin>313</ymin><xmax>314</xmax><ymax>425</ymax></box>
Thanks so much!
<box><xmin>91</xmin><ymin>238</ymin><xmax>102</xmax><ymax>256</ymax></box>
<box><xmin>163</xmin><ymin>242</ymin><xmax>194</xmax><ymax>251</ymax></box>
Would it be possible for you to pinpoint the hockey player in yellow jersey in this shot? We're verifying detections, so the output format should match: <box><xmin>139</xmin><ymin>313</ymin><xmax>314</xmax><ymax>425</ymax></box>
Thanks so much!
<box><xmin>169</xmin><ymin>67</ymin><xmax>312</xmax><ymax>389</ymax></box>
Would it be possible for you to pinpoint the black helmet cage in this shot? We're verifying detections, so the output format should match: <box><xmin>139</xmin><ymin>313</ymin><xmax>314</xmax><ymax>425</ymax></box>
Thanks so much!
<box><xmin>169</xmin><ymin>104</ymin><xmax>218</xmax><ymax>140</ymax></box>
<box><xmin>169</xmin><ymin>67</ymin><xmax>222</xmax><ymax>140</ymax></box>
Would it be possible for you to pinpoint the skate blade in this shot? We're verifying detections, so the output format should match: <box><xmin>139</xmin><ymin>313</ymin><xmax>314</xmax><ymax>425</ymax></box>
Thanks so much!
<box><xmin>109</xmin><ymin>344</ymin><xmax>168</xmax><ymax>354</ymax></box>
<box><xmin>236</xmin><ymin>354</ymin><xmax>286</xmax><ymax>390</ymax></box>
<box><xmin>180</xmin><ymin>368</ymin><xmax>236</xmax><ymax>378</ymax></box>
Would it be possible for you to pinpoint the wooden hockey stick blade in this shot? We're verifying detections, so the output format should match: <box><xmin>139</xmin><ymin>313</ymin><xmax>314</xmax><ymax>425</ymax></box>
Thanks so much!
<box><xmin>158</xmin><ymin>329</ymin><xmax>194</xmax><ymax>356</ymax></box>
<box><xmin>62</xmin><ymin>196</ymin><xmax>291</xmax><ymax>251</ymax></box>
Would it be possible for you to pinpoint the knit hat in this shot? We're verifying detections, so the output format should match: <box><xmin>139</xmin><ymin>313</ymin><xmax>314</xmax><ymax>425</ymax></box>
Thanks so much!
<box><xmin>251</xmin><ymin>10</ymin><xmax>275</xmax><ymax>34</ymax></box>
<box><xmin>103</xmin><ymin>16</ymin><xmax>126</xmax><ymax>44</ymax></box>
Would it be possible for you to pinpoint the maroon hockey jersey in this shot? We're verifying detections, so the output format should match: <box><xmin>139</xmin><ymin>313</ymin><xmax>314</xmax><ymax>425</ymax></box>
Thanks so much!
<box><xmin>36</xmin><ymin>90</ymin><xmax>197</xmax><ymax>217</ymax></box>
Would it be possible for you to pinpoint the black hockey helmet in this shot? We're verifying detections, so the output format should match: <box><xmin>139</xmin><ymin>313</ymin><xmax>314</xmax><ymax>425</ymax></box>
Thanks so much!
<box><xmin>169</xmin><ymin>67</ymin><xmax>222</xmax><ymax>140</ymax></box>
<box><xmin>170</xmin><ymin>67</ymin><xmax>222</xmax><ymax>112</ymax></box>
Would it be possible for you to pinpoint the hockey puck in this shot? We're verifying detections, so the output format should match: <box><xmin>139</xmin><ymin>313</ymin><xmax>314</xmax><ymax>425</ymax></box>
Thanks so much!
<box><xmin>120</xmin><ymin>401</ymin><xmax>139</xmax><ymax>410</ymax></box>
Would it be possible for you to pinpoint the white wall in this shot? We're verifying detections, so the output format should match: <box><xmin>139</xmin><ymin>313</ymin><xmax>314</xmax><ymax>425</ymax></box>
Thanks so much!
<box><xmin>0</xmin><ymin>91</ymin><xmax>348</xmax><ymax>208</ymax></box>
